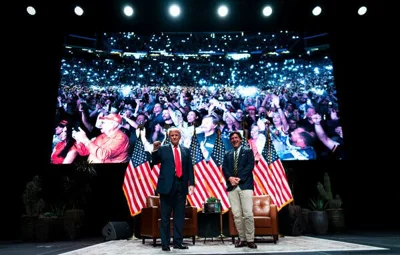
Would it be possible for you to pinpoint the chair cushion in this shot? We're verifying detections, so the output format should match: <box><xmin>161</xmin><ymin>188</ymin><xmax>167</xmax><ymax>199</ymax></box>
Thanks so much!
<box><xmin>254</xmin><ymin>216</ymin><xmax>271</xmax><ymax>228</ymax></box>
<box><xmin>253</xmin><ymin>195</ymin><xmax>270</xmax><ymax>216</ymax></box>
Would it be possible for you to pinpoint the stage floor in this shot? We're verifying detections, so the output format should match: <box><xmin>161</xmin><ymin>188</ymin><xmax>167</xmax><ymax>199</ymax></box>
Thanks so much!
<box><xmin>0</xmin><ymin>231</ymin><xmax>399</xmax><ymax>255</ymax></box>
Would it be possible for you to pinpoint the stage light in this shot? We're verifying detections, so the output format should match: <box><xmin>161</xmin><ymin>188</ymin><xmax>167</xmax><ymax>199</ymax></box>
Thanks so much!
<box><xmin>26</xmin><ymin>6</ymin><xmax>36</xmax><ymax>15</ymax></box>
<box><xmin>217</xmin><ymin>5</ymin><xmax>228</xmax><ymax>17</ymax></box>
<box><xmin>312</xmin><ymin>6</ymin><xmax>322</xmax><ymax>16</ymax></box>
<box><xmin>262</xmin><ymin>6</ymin><xmax>273</xmax><ymax>17</ymax></box>
<box><xmin>358</xmin><ymin>6</ymin><xmax>367</xmax><ymax>16</ymax></box>
<box><xmin>124</xmin><ymin>6</ymin><xmax>134</xmax><ymax>16</ymax></box>
<box><xmin>169</xmin><ymin>4</ymin><xmax>181</xmax><ymax>17</ymax></box>
<box><xmin>74</xmin><ymin>6</ymin><xmax>84</xmax><ymax>16</ymax></box>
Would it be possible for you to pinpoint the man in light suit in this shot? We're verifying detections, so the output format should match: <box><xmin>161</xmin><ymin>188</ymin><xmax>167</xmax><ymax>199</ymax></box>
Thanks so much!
<box><xmin>152</xmin><ymin>127</ymin><xmax>195</xmax><ymax>251</ymax></box>
<box><xmin>222</xmin><ymin>131</ymin><xmax>257</xmax><ymax>249</ymax></box>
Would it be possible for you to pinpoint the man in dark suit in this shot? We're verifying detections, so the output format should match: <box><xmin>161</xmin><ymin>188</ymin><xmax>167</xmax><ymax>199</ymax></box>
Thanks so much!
<box><xmin>222</xmin><ymin>131</ymin><xmax>257</xmax><ymax>249</ymax></box>
<box><xmin>152</xmin><ymin>127</ymin><xmax>195</xmax><ymax>251</ymax></box>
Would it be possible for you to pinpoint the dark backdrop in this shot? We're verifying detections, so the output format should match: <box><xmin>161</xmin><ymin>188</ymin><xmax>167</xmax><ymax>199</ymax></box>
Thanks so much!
<box><xmin>3</xmin><ymin>0</ymin><xmax>393</xmax><ymax>241</ymax></box>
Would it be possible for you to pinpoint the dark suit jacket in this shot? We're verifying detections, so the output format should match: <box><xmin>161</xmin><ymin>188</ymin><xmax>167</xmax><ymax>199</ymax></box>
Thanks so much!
<box><xmin>222</xmin><ymin>146</ymin><xmax>255</xmax><ymax>192</ymax></box>
<box><xmin>152</xmin><ymin>144</ymin><xmax>195</xmax><ymax>195</ymax></box>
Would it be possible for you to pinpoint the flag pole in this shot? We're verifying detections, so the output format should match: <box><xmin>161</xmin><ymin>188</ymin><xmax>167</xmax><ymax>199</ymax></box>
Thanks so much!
<box><xmin>193</xmin><ymin>129</ymin><xmax>197</xmax><ymax>160</ymax></box>
<box><xmin>265</xmin><ymin>119</ymin><xmax>272</xmax><ymax>163</ymax></box>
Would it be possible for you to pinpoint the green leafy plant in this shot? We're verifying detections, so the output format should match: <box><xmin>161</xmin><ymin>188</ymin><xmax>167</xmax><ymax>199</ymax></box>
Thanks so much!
<box><xmin>51</xmin><ymin>204</ymin><xmax>67</xmax><ymax>217</ymax></box>
<box><xmin>75</xmin><ymin>160</ymin><xmax>97</xmax><ymax>176</ymax></box>
<box><xmin>317</xmin><ymin>172</ymin><xmax>342</xmax><ymax>209</ymax></box>
<box><xmin>309</xmin><ymin>196</ymin><xmax>327</xmax><ymax>211</ymax></box>
<box><xmin>22</xmin><ymin>175</ymin><xmax>46</xmax><ymax>216</ymax></box>
<box><xmin>206</xmin><ymin>196</ymin><xmax>218</xmax><ymax>203</ymax></box>
<box><xmin>39</xmin><ymin>212</ymin><xmax>57</xmax><ymax>219</ymax></box>
<box><xmin>63</xmin><ymin>161</ymin><xmax>97</xmax><ymax>210</ymax></box>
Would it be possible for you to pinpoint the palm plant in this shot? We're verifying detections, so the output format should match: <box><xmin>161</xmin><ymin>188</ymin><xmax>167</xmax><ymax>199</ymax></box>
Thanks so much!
<box><xmin>22</xmin><ymin>175</ymin><xmax>45</xmax><ymax>216</ymax></box>
<box><xmin>309</xmin><ymin>196</ymin><xmax>327</xmax><ymax>211</ymax></box>
<box><xmin>63</xmin><ymin>160</ymin><xmax>97</xmax><ymax>210</ymax></box>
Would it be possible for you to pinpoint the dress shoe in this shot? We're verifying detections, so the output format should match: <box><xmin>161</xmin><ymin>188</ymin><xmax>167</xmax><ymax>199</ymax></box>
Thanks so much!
<box><xmin>247</xmin><ymin>242</ymin><xmax>257</xmax><ymax>249</ymax></box>
<box><xmin>161</xmin><ymin>246</ymin><xmax>170</xmax><ymax>251</ymax></box>
<box><xmin>173</xmin><ymin>244</ymin><xmax>189</xmax><ymax>249</ymax></box>
<box><xmin>234</xmin><ymin>241</ymin><xmax>247</xmax><ymax>248</ymax></box>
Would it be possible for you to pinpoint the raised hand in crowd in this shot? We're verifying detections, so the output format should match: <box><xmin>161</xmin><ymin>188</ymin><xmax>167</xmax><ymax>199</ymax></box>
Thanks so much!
<box><xmin>311</xmin><ymin>113</ymin><xmax>341</xmax><ymax>153</ymax></box>
<box><xmin>72</xmin><ymin>127</ymin><xmax>90</xmax><ymax>145</ymax></box>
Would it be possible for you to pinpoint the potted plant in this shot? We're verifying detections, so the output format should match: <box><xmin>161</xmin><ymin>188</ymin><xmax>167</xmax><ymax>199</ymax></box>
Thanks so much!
<box><xmin>308</xmin><ymin>195</ymin><xmax>328</xmax><ymax>235</ymax></box>
<box><xmin>63</xmin><ymin>160</ymin><xmax>97</xmax><ymax>240</ymax></box>
<box><xmin>203</xmin><ymin>196</ymin><xmax>221</xmax><ymax>213</ymax></box>
<box><xmin>35</xmin><ymin>204</ymin><xmax>65</xmax><ymax>242</ymax></box>
<box><xmin>317</xmin><ymin>172</ymin><xmax>345</xmax><ymax>232</ymax></box>
<box><xmin>21</xmin><ymin>175</ymin><xmax>46</xmax><ymax>241</ymax></box>
<box><xmin>285</xmin><ymin>167</ymin><xmax>305</xmax><ymax>236</ymax></box>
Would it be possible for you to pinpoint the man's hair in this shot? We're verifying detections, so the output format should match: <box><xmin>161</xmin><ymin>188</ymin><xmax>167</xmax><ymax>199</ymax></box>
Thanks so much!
<box><xmin>299</xmin><ymin>131</ymin><xmax>315</xmax><ymax>146</ymax></box>
<box><xmin>229</xmin><ymin>131</ymin><xmax>242</xmax><ymax>140</ymax></box>
<box><xmin>168</xmin><ymin>127</ymin><xmax>181</xmax><ymax>136</ymax></box>
<box><xmin>203</xmin><ymin>114</ymin><xmax>219</xmax><ymax>125</ymax></box>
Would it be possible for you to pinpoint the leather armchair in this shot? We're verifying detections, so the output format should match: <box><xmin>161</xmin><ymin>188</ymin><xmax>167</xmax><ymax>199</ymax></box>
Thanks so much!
<box><xmin>140</xmin><ymin>195</ymin><xmax>198</xmax><ymax>246</ymax></box>
<box><xmin>228</xmin><ymin>195</ymin><xmax>278</xmax><ymax>244</ymax></box>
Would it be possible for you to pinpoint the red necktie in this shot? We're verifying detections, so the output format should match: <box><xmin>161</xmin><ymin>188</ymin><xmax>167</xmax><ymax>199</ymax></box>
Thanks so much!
<box><xmin>174</xmin><ymin>146</ymin><xmax>182</xmax><ymax>178</ymax></box>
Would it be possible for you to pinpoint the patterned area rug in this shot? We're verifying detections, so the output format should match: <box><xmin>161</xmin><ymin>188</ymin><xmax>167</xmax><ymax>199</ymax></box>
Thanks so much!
<box><xmin>59</xmin><ymin>236</ymin><xmax>387</xmax><ymax>254</ymax></box>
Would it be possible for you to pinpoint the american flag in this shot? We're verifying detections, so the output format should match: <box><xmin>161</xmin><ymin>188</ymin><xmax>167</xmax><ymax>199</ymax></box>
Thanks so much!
<box><xmin>187</xmin><ymin>132</ymin><xmax>210</xmax><ymax>211</ymax></box>
<box><xmin>123</xmin><ymin>138</ymin><xmax>155</xmax><ymax>216</ymax></box>
<box><xmin>241</xmin><ymin>130</ymin><xmax>249</xmax><ymax>148</ymax></box>
<box><xmin>253</xmin><ymin>174</ymin><xmax>264</xmax><ymax>196</ymax></box>
<box><xmin>255</xmin><ymin>131</ymin><xmax>293</xmax><ymax>210</ymax></box>
<box><xmin>241</xmin><ymin>131</ymin><xmax>264</xmax><ymax>195</ymax></box>
<box><xmin>208</xmin><ymin>132</ymin><xmax>231</xmax><ymax>213</ymax></box>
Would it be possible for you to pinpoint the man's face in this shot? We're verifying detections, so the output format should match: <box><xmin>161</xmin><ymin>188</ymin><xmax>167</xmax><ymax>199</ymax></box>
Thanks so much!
<box><xmin>306</xmin><ymin>108</ymin><xmax>316</xmax><ymax>118</ymax></box>
<box><xmin>162</xmin><ymin>110</ymin><xmax>171</xmax><ymax>120</ymax></box>
<box><xmin>136</xmin><ymin>115</ymin><xmax>145</xmax><ymax>125</ymax></box>
<box><xmin>230</xmin><ymin>133</ymin><xmax>242</xmax><ymax>149</ymax></box>
<box><xmin>200</xmin><ymin>117</ymin><xmax>215</xmax><ymax>134</ymax></box>
<box><xmin>258</xmin><ymin>107</ymin><xmax>267</xmax><ymax>115</ymax></box>
<box><xmin>250</xmin><ymin>125</ymin><xmax>260</xmax><ymax>138</ymax></box>
<box><xmin>169</xmin><ymin>130</ymin><xmax>181</xmax><ymax>146</ymax></box>
<box><xmin>291</xmin><ymin>127</ymin><xmax>305</xmax><ymax>143</ymax></box>
<box><xmin>153</xmin><ymin>104</ymin><xmax>162</xmax><ymax>114</ymax></box>
<box><xmin>100</xmin><ymin>120</ymin><xmax>117</xmax><ymax>133</ymax></box>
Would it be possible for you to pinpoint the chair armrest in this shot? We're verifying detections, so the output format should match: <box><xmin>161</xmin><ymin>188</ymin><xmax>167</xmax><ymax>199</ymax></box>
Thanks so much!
<box><xmin>183</xmin><ymin>206</ymin><xmax>198</xmax><ymax>235</ymax></box>
<box><xmin>185</xmin><ymin>206</ymin><xmax>197</xmax><ymax>219</ymax></box>
<box><xmin>228</xmin><ymin>208</ymin><xmax>238</xmax><ymax>236</ymax></box>
<box><xmin>140</xmin><ymin>207</ymin><xmax>159</xmax><ymax>236</ymax></box>
<box><xmin>270</xmin><ymin>204</ymin><xmax>278</xmax><ymax>234</ymax></box>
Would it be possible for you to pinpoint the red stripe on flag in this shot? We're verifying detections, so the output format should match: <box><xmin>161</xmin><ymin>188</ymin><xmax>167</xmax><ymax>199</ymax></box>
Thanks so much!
<box><xmin>123</xmin><ymin>160</ymin><xmax>155</xmax><ymax>216</ymax></box>
<box><xmin>254</xmin><ymin>162</ymin><xmax>269</xmax><ymax>194</ymax></box>
<box><xmin>187</xmin><ymin>160</ymin><xmax>210</xmax><ymax>211</ymax></box>
<box><xmin>150</xmin><ymin>164</ymin><xmax>160</xmax><ymax>190</ymax></box>
<box><xmin>255</xmin><ymin>155</ymin><xmax>293</xmax><ymax>210</ymax></box>
<box><xmin>269</xmin><ymin>160</ymin><xmax>293</xmax><ymax>209</ymax></box>
<box><xmin>123</xmin><ymin>163</ymin><xmax>141</xmax><ymax>215</ymax></box>
<box><xmin>257</xmin><ymin>157</ymin><xmax>282</xmax><ymax>206</ymax></box>
<box><xmin>207</xmin><ymin>159</ymin><xmax>230</xmax><ymax>212</ymax></box>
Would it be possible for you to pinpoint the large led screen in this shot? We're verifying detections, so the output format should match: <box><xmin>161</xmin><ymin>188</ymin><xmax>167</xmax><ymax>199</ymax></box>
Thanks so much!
<box><xmin>51</xmin><ymin>31</ymin><xmax>345</xmax><ymax>164</ymax></box>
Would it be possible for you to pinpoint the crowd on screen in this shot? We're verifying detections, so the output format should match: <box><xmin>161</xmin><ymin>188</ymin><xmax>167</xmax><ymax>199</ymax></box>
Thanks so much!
<box><xmin>51</xmin><ymin>31</ymin><xmax>345</xmax><ymax>165</ymax></box>
<box><xmin>102</xmin><ymin>31</ymin><xmax>299</xmax><ymax>54</ymax></box>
